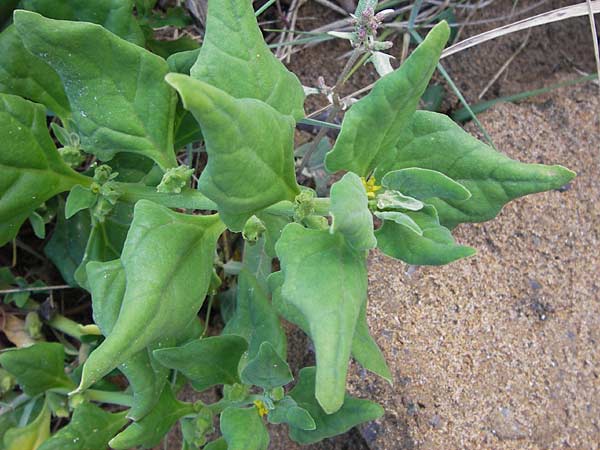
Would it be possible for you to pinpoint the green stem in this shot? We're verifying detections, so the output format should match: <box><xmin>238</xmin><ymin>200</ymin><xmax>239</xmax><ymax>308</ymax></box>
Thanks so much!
<box><xmin>47</xmin><ymin>314</ymin><xmax>85</xmax><ymax>340</ymax></box>
<box><xmin>86</xmin><ymin>389</ymin><xmax>134</xmax><ymax>407</ymax></box>
<box><xmin>115</xmin><ymin>183</ymin><xmax>332</xmax><ymax>217</ymax></box>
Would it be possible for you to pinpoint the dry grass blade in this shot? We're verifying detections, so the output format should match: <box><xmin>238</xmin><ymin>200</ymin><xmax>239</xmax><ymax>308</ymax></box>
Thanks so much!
<box><xmin>442</xmin><ymin>1</ymin><xmax>600</xmax><ymax>58</ymax></box>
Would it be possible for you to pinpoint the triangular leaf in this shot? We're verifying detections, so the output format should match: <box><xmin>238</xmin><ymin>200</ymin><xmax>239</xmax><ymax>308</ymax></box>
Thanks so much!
<box><xmin>76</xmin><ymin>200</ymin><xmax>225</xmax><ymax>392</ymax></box>
<box><xmin>375</xmin><ymin>111</ymin><xmax>576</xmax><ymax>228</ymax></box>
<box><xmin>15</xmin><ymin>11</ymin><xmax>178</xmax><ymax>170</ymax></box>
<box><xmin>153</xmin><ymin>335</ymin><xmax>248</xmax><ymax>391</ymax></box>
<box><xmin>241</xmin><ymin>341</ymin><xmax>293</xmax><ymax>390</ymax></box>
<box><xmin>0</xmin><ymin>343</ymin><xmax>74</xmax><ymax>396</ymax></box>
<box><xmin>190</xmin><ymin>0</ymin><xmax>304</xmax><ymax>120</ymax></box>
<box><xmin>325</xmin><ymin>21</ymin><xmax>450</xmax><ymax>176</ymax></box>
<box><xmin>274</xmin><ymin>223</ymin><xmax>367</xmax><ymax>414</ymax></box>
<box><xmin>166</xmin><ymin>74</ymin><xmax>300</xmax><ymax>231</ymax></box>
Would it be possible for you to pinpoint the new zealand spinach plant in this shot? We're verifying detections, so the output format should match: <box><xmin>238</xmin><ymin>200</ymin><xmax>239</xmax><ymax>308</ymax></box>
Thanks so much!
<box><xmin>0</xmin><ymin>0</ymin><xmax>574</xmax><ymax>448</ymax></box>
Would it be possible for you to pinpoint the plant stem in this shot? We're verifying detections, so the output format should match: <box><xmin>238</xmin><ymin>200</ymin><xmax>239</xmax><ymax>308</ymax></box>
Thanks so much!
<box><xmin>86</xmin><ymin>389</ymin><xmax>134</xmax><ymax>407</ymax></box>
<box><xmin>115</xmin><ymin>183</ymin><xmax>331</xmax><ymax>217</ymax></box>
<box><xmin>47</xmin><ymin>314</ymin><xmax>85</xmax><ymax>340</ymax></box>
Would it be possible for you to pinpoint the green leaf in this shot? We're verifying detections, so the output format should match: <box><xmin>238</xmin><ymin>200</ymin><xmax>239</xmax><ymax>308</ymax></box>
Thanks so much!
<box><xmin>65</xmin><ymin>185</ymin><xmax>96</xmax><ymax>219</ymax></box>
<box><xmin>167</xmin><ymin>49</ymin><xmax>201</xmax><ymax>74</ymax></box>
<box><xmin>382</xmin><ymin>168</ymin><xmax>471</xmax><ymax>201</ymax></box>
<box><xmin>325</xmin><ymin>21</ymin><xmax>450</xmax><ymax>176</ymax></box>
<box><xmin>3</xmin><ymin>399</ymin><xmax>50</xmax><ymax>450</ymax></box>
<box><xmin>20</xmin><ymin>0</ymin><xmax>145</xmax><ymax>45</ymax></box>
<box><xmin>220</xmin><ymin>407</ymin><xmax>270</xmax><ymax>450</ymax></box>
<box><xmin>274</xmin><ymin>223</ymin><xmax>367</xmax><ymax>414</ymax></box>
<box><xmin>76</xmin><ymin>200</ymin><xmax>225</xmax><ymax>392</ymax></box>
<box><xmin>190</xmin><ymin>0</ymin><xmax>304</xmax><ymax>120</ymax></box>
<box><xmin>241</xmin><ymin>341</ymin><xmax>293</xmax><ymax>390</ymax></box>
<box><xmin>224</xmin><ymin>269</ymin><xmax>287</xmax><ymax>360</ymax></box>
<box><xmin>86</xmin><ymin>259</ymin><xmax>169</xmax><ymax>421</ymax></box>
<box><xmin>375</xmin><ymin>111</ymin><xmax>576</xmax><ymax>228</ymax></box>
<box><xmin>28</xmin><ymin>211</ymin><xmax>45</xmax><ymax>239</ymax></box>
<box><xmin>15</xmin><ymin>11</ymin><xmax>178</xmax><ymax>170</ymax></box>
<box><xmin>0</xmin><ymin>343</ymin><xmax>74</xmax><ymax>396</ymax></box>
<box><xmin>109</xmin><ymin>386</ymin><xmax>193</xmax><ymax>450</ymax></box>
<box><xmin>166</xmin><ymin>74</ymin><xmax>300</xmax><ymax>231</ymax></box>
<box><xmin>37</xmin><ymin>403</ymin><xmax>128</xmax><ymax>450</ymax></box>
<box><xmin>153</xmin><ymin>335</ymin><xmax>248</xmax><ymax>392</ymax></box>
<box><xmin>375</xmin><ymin>205</ymin><xmax>476</xmax><ymax>265</ymax></box>
<box><xmin>351</xmin><ymin>299</ymin><xmax>392</xmax><ymax>383</ymax></box>
<box><xmin>0</xmin><ymin>93</ymin><xmax>90</xmax><ymax>246</ymax></box>
<box><xmin>271</xmin><ymin>270</ymin><xmax>392</xmax><ymax>385</ymax></box>
<box><xmin>267</xmin><ymin>396</ymin><xmax>316</xmax><ymax>430</ymax></box>
<box><xmin>329</xmin><ymin>173</ymin><xmax>376</xmax><ymax>251</ymax></box>
<box><xmin>0</xmin><ymin>26</ymin><xmax>70</xmax><ymax>120</ymax></box>
<box><xmin>287</xmin><ymin>367</ymin><xmax>384</xmax><ymax>445</ymax></box>
<box><xmin>374</xmin><ymin>210</ymin><xmax>422</xmax><ymax>235</ymax></box>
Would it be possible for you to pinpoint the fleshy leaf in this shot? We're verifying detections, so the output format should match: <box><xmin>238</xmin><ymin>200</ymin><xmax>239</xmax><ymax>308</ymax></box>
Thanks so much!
<box><xmin>153</xmin><ymin>335</ymin><xmax>248</xmax><ymax>392</ymax></box>
<box><xmin>76</xmin><ymin>200</ymin><xmax>225</xmax><ymax>392</ymax></box>
<box><xmin>19</xmin><ymin>0</ymin><xmax>145</xmax><ymax>45</ymax></box>
<box><xmin>3</xmin><ymin>399</ymin><xmax>50</xmax><ymax>450</ymax></box>
<box><xmin>274</xmin><ymin>223</ymin><xmax>367</xmax><ymax>414</ymax></box>
<box><xmin>325</xmin><ymin>21</ymin><xmax>450</xmax><ymax>176</ymax></box>
<box><xmin>86</xmin><ymin>259</ymin><xmax>170</xmax><ymax>421</ymax></box>
<box><xmin>374</xmin><ymin>210</ymin><xmax>422</xmax><ymax>235</ymax></box>
<box><xmin>65</xmin><ymin>185</ymin><xmax>96</xmax><ymax>219</ymax></box>
<box><xmin>0</xmin><ymin>343</ymin><xmax>74</xmax><ymax>396</ymax></box>
<box><xmin>0</xmin><ymin>26</ymin><xmax>70</xmax><ymax>120</ymax></box>
<box><xmin>15</xmin><ymin>11</ymin><xmax>178</xmax><ymax>170</ymax></box>
<box><xmin>287</xmin><ymin>367</ymin><xmax>384</xmax><ymax>445</ymax></box>
<box><xmin>109</xmin><ymin>386</ymin><xmax>193</xmax><ymax>450</ymax></box>
<box><xmin>382</xmin><ymin>167</ymin><xmax>471</xmax><ymax>201</ymax></box>
<box><xmin>190</xmin><ymin>0</ymin><xmax>304</xmax><ymax>120</ymax></box>
<box><xmin>241</xmin><ymin>341</ymin><xmax>293</xmax><ymax>390</ymax></box>
<box><xmin>375</xmin><ymin>111</ymin><xmax>575</xmax><ymax>228</ymax></box>
<box><xmin>166</xmin><ymin>74</ymin><xmax>300</xmax><ymax>231</ymax></box>
<box><xmin>0</xmin><ymin>93</ymin><xmax>90</xmax><ymax>246</ymax></box>
<box><xmin>329</xmin><ymin>172</ymin><xmax>376</xmax><ymax>251</ymax></box>
<box><xmin>376</xmin><ymin>190</ymin><xmax>423</xmax><ymax>211</ymax></box>
<box><xmin>267</xmin><ymin>397</ymin><xmax>316</xmax><ymax>430</ymax></box>
<box><xmin>220</xmin><ymin>407</ymin><xmax>270</xmax><ymax>450</ymax></box>
<box><xmin>37</xmin><ymin>403</ymin><xmax>127</xmax><ymax>450</ymax></box>
<box><xmin>375</xmin><ymin>204</ymin><xmax>476</xmax><ymax>265</ymax></box>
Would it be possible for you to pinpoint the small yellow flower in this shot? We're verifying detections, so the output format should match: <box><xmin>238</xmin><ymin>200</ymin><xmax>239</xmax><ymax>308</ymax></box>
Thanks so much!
<box><xmin>360</xmin><ymin>176</ymin><xmax>382</xmax><ymax>199</ymax></box>
<box><xmin>254</xmin><ymin>400</ymin><xmax>269</xmax><ymax>417</ymax></box>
